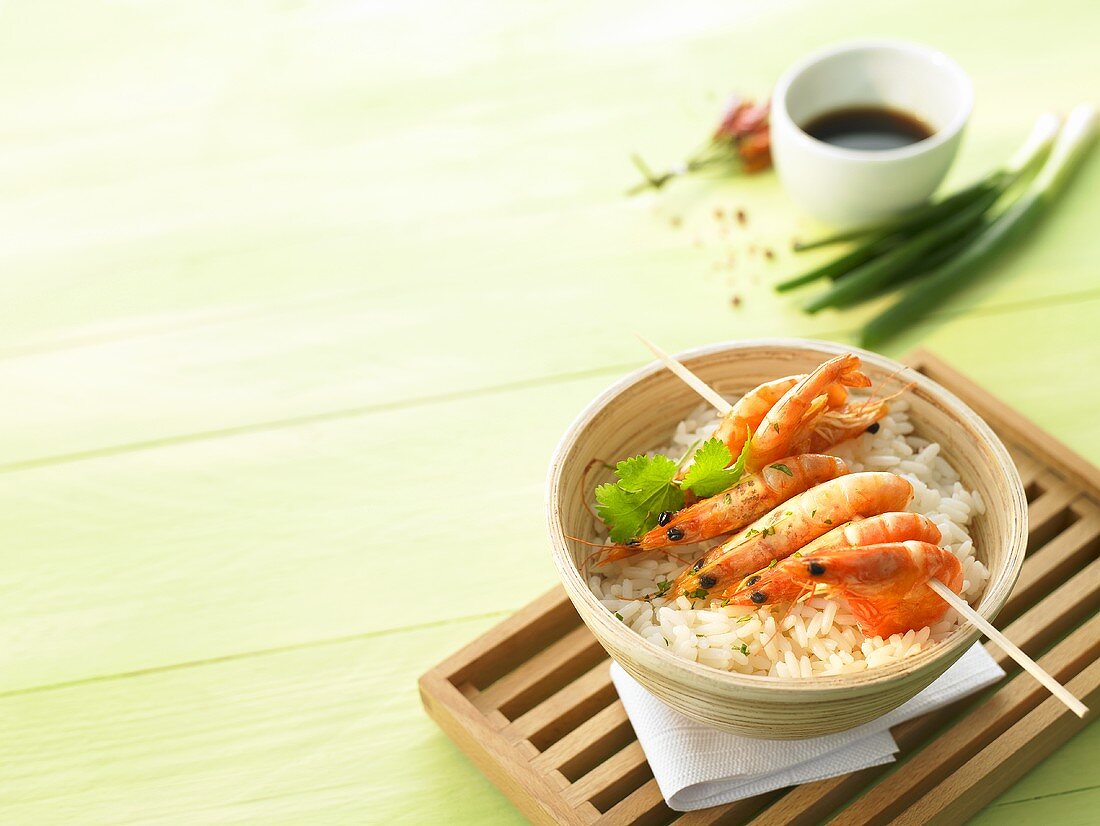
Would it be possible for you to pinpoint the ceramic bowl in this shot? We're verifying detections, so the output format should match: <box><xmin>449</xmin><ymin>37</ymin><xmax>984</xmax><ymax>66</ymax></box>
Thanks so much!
<box><xmin>771</xmin><ymin>40</ymin><xmax>972</xmax><ymax>226</ymax></box>
<box><xmin>547</xmin><ymin>339</ymin><xmax>1025</xmax><ymax>738</ymax></box>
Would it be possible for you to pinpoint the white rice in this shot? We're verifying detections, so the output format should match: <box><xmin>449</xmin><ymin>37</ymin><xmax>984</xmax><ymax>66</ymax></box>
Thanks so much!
<box><xmin>587</xmin><ymin>397</ymin><xmax>989</xmax><ymax>678</ymax></box>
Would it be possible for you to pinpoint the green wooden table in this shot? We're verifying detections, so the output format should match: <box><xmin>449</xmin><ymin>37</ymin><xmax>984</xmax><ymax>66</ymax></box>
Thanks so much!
<box><xmin>1</xmin><ymin>1</ymin><xmax>1097</xmax><ymax>823</ymax></box>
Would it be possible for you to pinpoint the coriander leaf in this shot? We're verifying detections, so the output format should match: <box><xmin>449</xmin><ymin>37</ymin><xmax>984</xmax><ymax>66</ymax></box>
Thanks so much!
<box><xmin>594</xmin><ymin>454</ymin><xmax>684</xmax><ymax>543</ymax></box>
<box><xmin>681</xmin><ymin>439</ymin><xmax>737</xmax><ymax>498</ymax></box>
<box><xmin>770</xmin><ymin>463</ymin><xmax>793</xmax><ymax>476</ymax></box>
<box><xmin>682</xmin><ymin>430</ymin><xmax>753</xmax><ymax>499</ymax></box>
<box><xmin>614</xmin><ymin>453</ymin><xmax>677</xmax><ymax>492</ymax></box>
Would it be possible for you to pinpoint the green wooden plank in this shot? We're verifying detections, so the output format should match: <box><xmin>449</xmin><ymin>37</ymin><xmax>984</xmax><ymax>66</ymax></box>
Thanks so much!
<box><xmin>0</xmin><ymin>615</ymin><xmax>522</xmax><ymax>825</ymax></box>
<box><xmin>0</xmin><ymin>372</ymin><xmax>588</xmax><ymax>692</ymax></box>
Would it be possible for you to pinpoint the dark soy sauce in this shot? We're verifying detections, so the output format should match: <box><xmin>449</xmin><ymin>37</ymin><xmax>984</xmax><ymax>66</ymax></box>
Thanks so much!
<box><xmin>802</xmin><ymin>106</ymin><xmax>935</xmax><ymax>151</ymax></box>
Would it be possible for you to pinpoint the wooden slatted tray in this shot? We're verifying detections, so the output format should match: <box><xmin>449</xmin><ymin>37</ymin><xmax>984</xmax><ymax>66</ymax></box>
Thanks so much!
<box><xmin>419</xmin><ymin>350</ymin><xmax>1100</xmax><ymax>825</ymax></box>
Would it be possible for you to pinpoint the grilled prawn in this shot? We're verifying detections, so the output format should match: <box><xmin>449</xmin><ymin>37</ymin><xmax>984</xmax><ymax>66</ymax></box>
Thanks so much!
<box><xmin>668</xmin><ymin>472</ymin><xmax>913</xmax><ymax>600</ymax></box>
<box><xmin>723</xmin><ymin>512</ymin><xmax>942</xmax><ymax>607</ymax></box>
<box><xmin>787</xmin><ymin>541</ymin><xmax>963</xmax><ymax>637</ymax></box>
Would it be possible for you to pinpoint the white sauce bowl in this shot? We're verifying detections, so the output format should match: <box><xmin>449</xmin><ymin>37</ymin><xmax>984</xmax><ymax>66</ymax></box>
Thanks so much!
<box><xmin>771</xmin><ymin>40</ymin><xmax>973</xmax><ymax>226</ymax></box>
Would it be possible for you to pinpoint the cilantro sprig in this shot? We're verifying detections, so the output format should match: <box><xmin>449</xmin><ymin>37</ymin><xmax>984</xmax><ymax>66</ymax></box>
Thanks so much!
<box><xmin>595</xmin><ymin>454</ymin><xmax>684</xmax><ymax>543</ymax></box>
<box><xmin>594</xmin><ymin>434</ymin><xmax>753</xmax><ymax>543</ymax></box>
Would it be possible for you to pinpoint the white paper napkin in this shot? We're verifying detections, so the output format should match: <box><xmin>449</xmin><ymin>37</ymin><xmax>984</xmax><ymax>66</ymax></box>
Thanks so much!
<box><xmin>610</xmin><ymin>644</ymin><xmax>1003</xmax><ymax>811</ymax></box>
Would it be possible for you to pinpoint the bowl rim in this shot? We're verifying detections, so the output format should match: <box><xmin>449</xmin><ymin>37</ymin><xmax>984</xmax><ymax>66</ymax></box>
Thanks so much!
<box><xmin>546</xmin><ymin>338</ymin><xmax>1027</xmax><ymax>697</ymax></box>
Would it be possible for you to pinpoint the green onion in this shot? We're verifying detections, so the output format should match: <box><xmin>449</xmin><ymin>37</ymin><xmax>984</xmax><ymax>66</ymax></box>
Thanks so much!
<box><xmin>791</xmin><ymin>177</ymin><xmax>1003</xmax><ymax>252</ymax></box>
<box><xmin>775</xmin><ymin>232</ymin><xmax>902</xmax><ymax>292</ymax></box>
<box><xmin>803</xmin><ymin>190</ymin><xmax>998</xmax><ymax>313</ymax></box>
<box><xmin>845</xmin><ymin>219</ymin><xmax>991</xmax><ymax>304</ymax></box>
<box><xmin>861</xmin><ymin>105</ymin><xmax>1097</xmax><ymax>347</ymax></box>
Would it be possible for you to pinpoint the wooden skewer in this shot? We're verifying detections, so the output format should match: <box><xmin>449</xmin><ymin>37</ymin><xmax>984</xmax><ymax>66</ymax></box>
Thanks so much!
<box><xmin>635</xmin><ymin>335</ymin><xmax>733</xmax><ymax>416</ymax></box>
<box><xmin>637</xmin><ymin>336</ymin><xmax>1089</xmax><ymax>718</ymax></box>
<box><xmin>929</xmin><ymin>579</ymin><xmax>1088</xmax><ymax>718</ymax></box>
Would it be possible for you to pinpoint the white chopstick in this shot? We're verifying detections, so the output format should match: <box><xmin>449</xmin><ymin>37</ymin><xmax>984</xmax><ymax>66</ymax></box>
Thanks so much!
<box><xmin>635</xmin><ymin>335</ymin><xmax>733</xmax><ymax>415</ymax></box>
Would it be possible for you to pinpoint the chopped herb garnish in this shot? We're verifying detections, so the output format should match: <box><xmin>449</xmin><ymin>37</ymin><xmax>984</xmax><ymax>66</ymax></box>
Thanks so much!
<box><xmin>737</xmin><ymin>615</ymin><xmax>752</xmax><ymax>623</ymax></box>
<box><xmin>596</xmin><ymin>431</ymin><xmax>757</xmax><ymax>540</ymax></box>
<box><xmin>740</xmin><ymin>643</ymin><xmax>749</xmax><ymax>655</ymax></box>
<box><xmin>745</xmin><ymin>527</ymin><xmax>761</xmax><ymax>538</ymax></box>
<box><xmin>811</xmin><ymin>509</ymin><xmax>817</xmax><ymax>518</ymax></box>
<box><xmin>772</xmin><ymin>422</ymin><xmax>780</xmax><ymax>433</ymax></box>
<box><xmin>762</xmin><ymin>525</ymin><xmax>776</xmax><ymax>537</ymax></box>
<box><xmin>615</xmin><ymin>612</ymin><xmax>624</xmax><ymax>621</ymax></box>
<box><xmin>824</xmin><ymin>518</ymin><xmax>833</xmax><ymax>525</ymax></box>
<box><xmin>767</xmin><ymin>558</ymin><xmax>778</xmax><ymax>569</ymax></box>
<box><xmin>656</xmin><ymin>580</ymin><xmax>672</xmax><ymax>596</ymax></box>
<box><xmin>688</xmin><ymin>588</ymin><xmax>709</xmax><ymax>600</ymax></box>
<box><xmin>793</xmin><ymin>551</ymin><xmax>802</xmax><ymax>558</ymax></box>
<box><xmin>770</xmin><ymin>463</ymin><xmax>793</xmax><ymax>476</ymax></box>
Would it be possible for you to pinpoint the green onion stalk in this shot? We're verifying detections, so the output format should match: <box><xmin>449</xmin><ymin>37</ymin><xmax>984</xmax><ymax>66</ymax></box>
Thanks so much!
<box><xmin>802</xmin><ymin>191</ymin><xmax>998</xmax><ymax>313</ymax></box>
<box><xmin>861</xmin><ymin>104</ymin><xmax>1097</xmax><ymax>347</ymax></box>
<box><xmin>790</xmin><ymin>178</ymin><xmax>1001</xmax><ymax>253</ymax></box>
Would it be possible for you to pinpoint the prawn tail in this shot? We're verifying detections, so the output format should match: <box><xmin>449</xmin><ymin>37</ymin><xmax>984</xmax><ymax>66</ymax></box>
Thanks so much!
<box><xmin>837</xmin><ymin>355</ymin><xmax>872</xmax><ymax>389</ymax></box>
